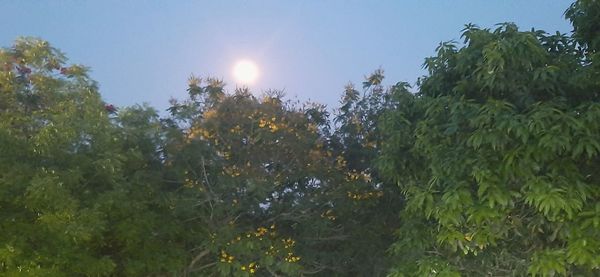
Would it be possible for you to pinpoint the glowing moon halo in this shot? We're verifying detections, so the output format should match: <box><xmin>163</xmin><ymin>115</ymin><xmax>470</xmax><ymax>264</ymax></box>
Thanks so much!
<box><xmin>233</xmin><ymin>60</ymin><xmax>259</xmax><ymax>84</ymax></box>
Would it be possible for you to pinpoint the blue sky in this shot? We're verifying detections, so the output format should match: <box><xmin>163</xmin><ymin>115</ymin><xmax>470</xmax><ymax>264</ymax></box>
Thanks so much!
<box><xmin>1</xmin><ymin>1</ymin><xmax>574</xmax><ymax>112</ymax></box>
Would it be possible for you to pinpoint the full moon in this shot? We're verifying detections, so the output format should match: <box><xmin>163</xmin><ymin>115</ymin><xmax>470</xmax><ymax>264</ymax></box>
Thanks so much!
<box><xmin>233</xmin><ymin>60</ymin><xmax>259</xmax><ymax>84</ymax></box>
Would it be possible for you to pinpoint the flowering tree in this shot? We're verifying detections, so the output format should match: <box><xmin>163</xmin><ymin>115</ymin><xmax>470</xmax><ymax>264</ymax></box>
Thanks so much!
<box><xmin>163</xmin><ymin>76</ymin><xmax>400</xmax><ymax>275</ymax></box>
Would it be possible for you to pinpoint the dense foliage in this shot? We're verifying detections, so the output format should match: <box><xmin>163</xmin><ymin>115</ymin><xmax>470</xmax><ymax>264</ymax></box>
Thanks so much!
<box><xmin>380</xmin><ymin>2</ymin><xmax>600</xmax><ymax>276</ymax></box>
<box><xmin>1</xmin><ymin>1</ymin><xmax>598</xmax><ymax>276</ymax></box>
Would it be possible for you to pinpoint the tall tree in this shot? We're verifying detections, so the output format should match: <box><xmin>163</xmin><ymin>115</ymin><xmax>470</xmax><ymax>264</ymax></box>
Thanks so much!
<box><xmin>0</xmin><ymin>38</ymin><xmax>190</xmax><ymax>276</ymax></box>
<box><xmin>165</xmin><ymin>80</ymin><xmax>352</xmax><ymax>276</ymax></box>
<box><xmin>0</xmin><ymin>38</ymin><xmax>121</xmax><ymax>275</ymax></box>
<box><xmin>380</xmin><ymin>5</ymin><xmax>600</xmax><ymax>275</ymax></box>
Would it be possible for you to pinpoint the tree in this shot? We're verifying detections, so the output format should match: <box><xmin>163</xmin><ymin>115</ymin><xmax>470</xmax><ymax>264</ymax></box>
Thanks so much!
<box><xmin>163</xmin><ymin>74</ymin><xmax>405</xmax><ymax>276</ymax></box>
<box><xmin>164</xmin><ymin>80</ymin><xmax>347</xmax><ymax>276</ymax></box>
<box><xmin>379</xmin><ymin>8</ymin><xmax>600</xmax><ymax>276</ymax></box>
<box><xmin>0</xmin><ymin>38</ymin><xmax>190</xmax><ymax>276</ymax></box>
<box><xmin>329</xmin><ymin>70</ymin><xmax>406</xmax><ymax>276</ymax></box>
<box><xmin>565</xmin><ymin>0</ymin><xmax>600</xmax><ymax>54</ymax></box>
<box><xmin>0</xmin><ymin>37</ymin><xmax>119</xmax><ymax>275</ymax></box>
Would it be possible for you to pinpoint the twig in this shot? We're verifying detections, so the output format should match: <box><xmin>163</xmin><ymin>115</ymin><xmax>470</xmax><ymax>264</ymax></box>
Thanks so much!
<box><xmin>187</xmin><ymin>249</ymin><xmax>210</xmax><ymax>270</ymax></box>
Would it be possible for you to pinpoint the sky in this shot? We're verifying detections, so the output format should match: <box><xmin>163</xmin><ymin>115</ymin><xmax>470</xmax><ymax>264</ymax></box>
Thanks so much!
<box><xmin>1</xmin><ymin>1</ymin><xmax>574</xmax><ymax>113</ymax></box>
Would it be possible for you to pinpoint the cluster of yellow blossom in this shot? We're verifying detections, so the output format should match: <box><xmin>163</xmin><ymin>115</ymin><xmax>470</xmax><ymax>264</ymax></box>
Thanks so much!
<box><xmin>284</xmin><ymin>252</ymin><xmax>301</xmax><ymax>263</ymax></box>
<box><xmin>256</xmin><ymin>224</ymin><xmax>276</xmax><ymax>238</ymax></box>
<box><xmin>264</xmin><ymin>238</ymin><xmax>300</xmax><ymax>260</ymax></box>
<box><xmin>363</xmin><ymin>141</ymin><xmax>377</xmax><ymax>148</ymax></box>
<box><xmin>246</xmin><ymin>110</ymin><xmax>264</xmax><ymax>121</ymax></box>
<box><xmin>241</xmin><ymin>262</ymin><xmax>259</xmax><ymax>274</ymax></box>
<box><xmin>228</xmin><ymin>225</ymin><xmax>276</xmax><ymax>246</ymax></box>
<box><xmin>203</xmin><ymin>109</ymin><xmax>217</xmax><ymax>119</ymax></box>
<box><xmin>220</xmin><ymin>226</ymin><xmax>303</xmax><ymax>269</ymax></box>
<box><xmin>254</xmin><ymin>226</ymin><xmax>268</xmax><ymax>237</ymax></box>
<box><xmin>186</xmin><ymin>126</ymin><xmax>213</xmax><ymax>141</ymax></box>
<box><xmin>223</xmin><ymin>152</ymin><xmax>232</xmax><ymax>160</ymax></box>
<box><xmin>229</xmin><ymin>124</ymin><xmax>242</xmax><ymax>134</ymax></box>
<box><xmin>336</xmin><ymin>156</ymin><xmax>347</xmax><ymax>169</ymax></box>
<box><xmin>261</xmin><ymin>96</ymin><xmax>281</xmax><ymax>105</ymax></box>
<box><xmin>264</xmin><ymin>245</ymin><xmax>278</xmax><ymax>256</ymax></box>
<box><xmin>223</xmin><ymin>165</ymin><xmax>242</xmax><ymax>177</ymax></box>
<box><xmin>345</xmin><ymin>170</ymin><xmax>373</xmax><ymax>183</ymax></box>
<box><xmin>347</xmin><ymin>190</ymin><xmax>384</xmax><ymax>200</ymax></box>
<box><xmin>282</xmin><ymin>238</ymin><xmax>295</xmax><ymax>249</ymax></box>
<box><xmin>225</xmin><ymin>237</ymin><xmax>236</xmax><ymax>246</ymax></box>
<box><xmin>258</xmin><ymin>117</ymin><xmax>286</xmax><ymax>133</ymax></box>
<box><xmin>320</xmin><ymin>209</ymin><xmax>336</xmax><ymax>221</ymax></box>
<box><xmin>258</xmin><ymin>118</ymin><xmax>269</xmax><ymax>128</ymax></box>
<box><xmin>183</xmin><ymin>177</ymin><xmax>199</xmax><ymax>188</ymax></box>
<box><xmin>219</xmin><ymin>250</ymin><xmax>234</xmax><ymax>263</ymax></box>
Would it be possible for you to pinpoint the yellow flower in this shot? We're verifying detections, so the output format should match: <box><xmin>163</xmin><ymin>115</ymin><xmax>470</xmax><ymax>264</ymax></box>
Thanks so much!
<box><xmin>259</xmin><ymin>119</ymin><xmax>268</xmax><ymax>128</ymax></box>
<box><xmin>204</xmin><ymin>109</ymin><xmax>217</xmax><ymax>119</ymax></box>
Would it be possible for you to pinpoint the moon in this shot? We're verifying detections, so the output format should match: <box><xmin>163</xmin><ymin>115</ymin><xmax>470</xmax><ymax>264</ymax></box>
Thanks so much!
<box><xmin>233</xmin><ymin>60</ymin><xmax>259</xmax><ymax>84</ymax></box>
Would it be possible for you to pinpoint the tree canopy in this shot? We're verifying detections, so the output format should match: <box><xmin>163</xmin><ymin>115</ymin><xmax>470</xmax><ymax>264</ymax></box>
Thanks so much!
<box><xmin>1</xmin><ymin>1</ymin><xmax>599</xmax><ymax>276</ymax></box>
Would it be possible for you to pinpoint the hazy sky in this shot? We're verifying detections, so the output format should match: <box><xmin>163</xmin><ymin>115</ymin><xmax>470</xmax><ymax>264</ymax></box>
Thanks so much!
<box><xmin>1</xmin><ymin>1</ymin><xmax>574</xmax><ymax>112</ymax></box>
